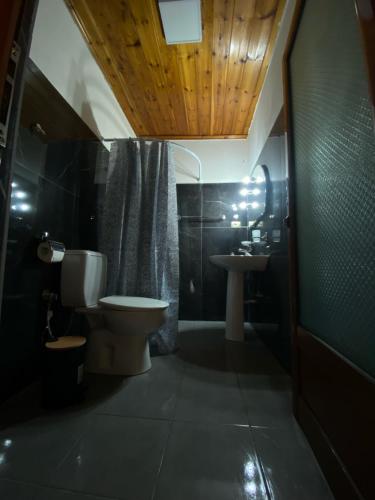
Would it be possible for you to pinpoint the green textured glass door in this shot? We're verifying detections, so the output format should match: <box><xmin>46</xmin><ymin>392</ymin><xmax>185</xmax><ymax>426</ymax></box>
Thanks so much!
<box><xmin>289</xmin><ymin>0</ymin><xmax>375</xmax><ymax>378</ymax></box>
<box><xmin>286</xmin><ymin>1</ymin><xmax>375</xmax><ymax>498</ymax></box>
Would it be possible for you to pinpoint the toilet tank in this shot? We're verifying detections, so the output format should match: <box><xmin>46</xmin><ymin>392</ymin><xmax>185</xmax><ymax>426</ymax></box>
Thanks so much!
<box><xmin>61</xmin><ymin>250</ymin><xmax>107</xmax><ymax>307</ymax></box>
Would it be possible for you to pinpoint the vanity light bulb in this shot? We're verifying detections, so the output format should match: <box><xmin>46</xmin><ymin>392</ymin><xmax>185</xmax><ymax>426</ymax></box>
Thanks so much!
<box><xmin>19</xmin><ymin>203</ymin><xmax>31</xmax><ymax>212</ymax></box>
<box><xmin>242</xmin><ymin>176</ymin><xmax>251</xmax><ymax>185</ymax></box>
<box><xmin>11</xmin><ymin>182</ymin><xmax>18</xmax><ymax>188</ymax></box>
<box><xmin>250</xmin><ymin>202</ymin><xmax>259</xmax><ymax>209</ymax></box>
<box><xmin>239</xmin><ymin>188</ymin><xmax>248</xmax><ymax>196</ymax></box>
<box><xmin>251</xmin><ymin>188</ymin><xmax>261</xmax><ymax>196</ymax></box>
<box><xmin>239</xmin><ymin>201</ymin><xmax>247</xmax><ymax>210</ymax></box>
<box><xmin>233</xmin><ymin>214</ymin><xmax>239</xmax><ymax>220</ymax></box>
<box><xmin>13</xmin><ymin>190</ymin><xmax>27</xmax><ymax>199</ymax></box>
<box><xmin>232</xmin><ymin>204</ymin><xmax>238</xmax><ymax>211</ymax></box>
<box><xmin>255</xmin><ymin>176</ymin><xmax>264</xmax><ymax>184</ymax></box>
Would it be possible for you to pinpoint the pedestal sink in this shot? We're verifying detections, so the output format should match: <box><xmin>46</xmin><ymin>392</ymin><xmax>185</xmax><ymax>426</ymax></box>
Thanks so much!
<box><xmin>209</xmin><ymin>254</ymin><xmax>269</xmax><ymax>342</ymax></box>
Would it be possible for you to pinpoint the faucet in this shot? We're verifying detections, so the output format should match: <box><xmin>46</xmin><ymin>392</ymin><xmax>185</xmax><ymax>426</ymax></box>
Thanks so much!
<box><xmin>238</xmin><ymin>240</ymin><xmax>253</xmax><ymax>255</ymax></box>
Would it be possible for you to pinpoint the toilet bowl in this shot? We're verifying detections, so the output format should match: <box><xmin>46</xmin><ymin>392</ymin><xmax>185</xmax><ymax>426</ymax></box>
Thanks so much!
<box><xmin>61</xmin><ymin>250</ymin><xmax>169</xmax><ymax>375</ymax></box>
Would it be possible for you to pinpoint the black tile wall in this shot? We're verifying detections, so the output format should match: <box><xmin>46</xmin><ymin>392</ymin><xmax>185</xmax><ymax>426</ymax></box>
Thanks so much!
<box><xmin>0</xmin><ymin>127</ymin><xmax>105</xmax><ymax>402</ymax></box>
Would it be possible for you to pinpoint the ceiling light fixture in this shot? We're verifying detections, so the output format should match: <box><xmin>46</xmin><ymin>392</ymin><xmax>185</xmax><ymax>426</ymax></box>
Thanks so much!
<box><xmin>158</xmin><ymin>0</ymin><xmax>202</xmax><ymax>45</ymax></box>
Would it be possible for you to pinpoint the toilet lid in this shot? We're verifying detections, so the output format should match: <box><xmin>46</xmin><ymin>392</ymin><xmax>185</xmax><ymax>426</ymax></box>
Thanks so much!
<box><xmin>99</xmin><ymin>296</ymin><xmax>169</xmax><ymax>311</ymax></box>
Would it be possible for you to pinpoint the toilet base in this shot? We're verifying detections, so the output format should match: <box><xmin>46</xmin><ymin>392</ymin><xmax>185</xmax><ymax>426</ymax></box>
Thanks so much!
<box><xmin>86</xmin><ymin>329</ymin><xmax>151</xmax><ymax>376</ymax></box>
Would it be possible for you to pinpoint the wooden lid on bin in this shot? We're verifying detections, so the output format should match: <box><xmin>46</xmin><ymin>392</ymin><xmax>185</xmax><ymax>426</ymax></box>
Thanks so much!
<box><xmin>45</xmin><ymin>336</ymin><xmax>86</xmax><ymax>351</ymax></box>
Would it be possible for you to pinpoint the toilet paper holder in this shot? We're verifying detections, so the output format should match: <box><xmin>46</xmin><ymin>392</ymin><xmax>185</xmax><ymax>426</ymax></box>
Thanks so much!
<box><xmin>37</xmin><ymin>232</ymin><xmax>65</xmax><ymax>263</ymax></box>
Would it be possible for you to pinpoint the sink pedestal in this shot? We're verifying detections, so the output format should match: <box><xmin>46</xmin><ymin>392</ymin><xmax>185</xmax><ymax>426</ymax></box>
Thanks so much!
<box><xmin>225</xmin><ymin>271</ymin><xmax>245</xmax><ymax>342</ymax></box>
<box><xmin>209</xmin><ymin>254</ymin><xmax>269</xmax><ymax>343</ymax></box>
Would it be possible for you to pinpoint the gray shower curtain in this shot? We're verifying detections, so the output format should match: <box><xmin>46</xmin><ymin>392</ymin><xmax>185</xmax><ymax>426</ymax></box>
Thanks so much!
<box><xmin>98</xmin><ymin>139</ymin><xmax>179</xmax><ymax>354</ymax></box>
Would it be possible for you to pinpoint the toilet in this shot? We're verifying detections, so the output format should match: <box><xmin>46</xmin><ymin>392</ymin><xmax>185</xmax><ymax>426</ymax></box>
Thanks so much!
<box><xmin>61</xmin><ymin>250</ymin><xmax>169</xmax><ymax>375</ymax></box>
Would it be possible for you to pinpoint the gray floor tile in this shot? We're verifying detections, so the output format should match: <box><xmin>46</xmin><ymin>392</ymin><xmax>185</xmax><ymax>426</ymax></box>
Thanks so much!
<box><xmin>0</xmin><ymin>322</ymin><xmax>333</xmax><ymax>500</ymax></box>
<box><xmin>174</xmin><ymin>364</ymin><xmax>248</xmax><ymax>424</ymax></box>
<box><xmin>154</xmin><ymin>421</ymin><xmax>268</xmax><ymax>500</ymax></box>
<box><xmin>177</xmin><ymin>324</ymin><xmax>234</xmax><ymax>372</ymax></box>
<box><xmin>96</xmin><ymin>356</ymin><xmax>185</xmax><ymax>420</ymax></box>
<box><xmin>238</xmin><ymin>374</ymin><xmax>294</xmax><ymax>428</ymax></box>
<box><xmin>0</xmin><ymin>478</ymin><xmax>120</xmax><ymax>499</ymax></box>
<box><xmin>228</xmin><ymin>340</ymin><xmax>287</xmax><ymax>377</ymax></box>
<box><xmin>0</xmin><ymin>414</ymin><xmax>87</xmax><ymax>484</ymax></box>
<box><xmin>50</xmin><ymin>414</ymin><xmax>170</xmax><ymax>500</ymax></box>
<box><xmin>253</xmin><ymin>425</ymin><xmax>334</xmax><ymax>500</ymax></box>
<box><xmin>0</xmin><ymin>479</ymin><xmax>34</xmax><ymax>500</ymax></box>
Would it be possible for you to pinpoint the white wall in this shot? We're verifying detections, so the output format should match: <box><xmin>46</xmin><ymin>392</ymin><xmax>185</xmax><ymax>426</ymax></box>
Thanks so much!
<box><xmin>173</xmin><ymin>139</ymin><xmax>250</xmax><ymax>184</ymax></box>
<box><xmin>30</xmin><ymin>0</ymin><xmax>135</xmax><ymax>140</ymax></box>
<box><xmin>247</xmin><ymin>0</ymin><xmax>296</xmax><ymax>170</ymax></box>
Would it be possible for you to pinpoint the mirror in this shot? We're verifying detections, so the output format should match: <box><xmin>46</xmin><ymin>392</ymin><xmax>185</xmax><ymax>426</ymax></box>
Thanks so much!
<box><xmin>242</xmin><ymin>164</ymin><xmax>272</xmax><ymax>230</ymax></box>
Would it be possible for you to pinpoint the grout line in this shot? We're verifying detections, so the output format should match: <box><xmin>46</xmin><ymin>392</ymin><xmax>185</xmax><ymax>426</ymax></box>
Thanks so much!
<box><xmin>0</xmin><ymin>477</ymin><xmax>121</xmax><ymax>500</ymax></box>
<box><xmin>235</xmin><ymin>370</ymin><xmax>272</xmax><ymax>500</ymax></box>
<box><xmin>150</xmin><ymin>421</ymin><xmax>174</xmax><ymax>500</ymax></box>
<box><xmin>54</xmin><ymin>422</ymin><xmax>89</xmax><ymax>472</ymax></box>
<box><xmin>251</xmin><ymin>436</ymin><xmax>273</xmax><ymax>500</ymax></box>
<box><xmin>94</xmin><ymin>408</ymin><xmax>251</xmax><ymax>429</ymax></box>
<box><xmin>93</xmin><ymin>411</ymin><xmax>172</xmax><ymax>423</ymax></box>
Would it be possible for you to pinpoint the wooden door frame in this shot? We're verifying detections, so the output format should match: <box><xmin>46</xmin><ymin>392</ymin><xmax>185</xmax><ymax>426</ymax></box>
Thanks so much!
<box><xmin>355</xmin><ymin>0</ymin><xmax>375</xmax><ymax>115</ymax></box>
<box><xmin>283</xmin><ymin>1</ymin><xmax>375</xmax><ymax>499</ymax></box>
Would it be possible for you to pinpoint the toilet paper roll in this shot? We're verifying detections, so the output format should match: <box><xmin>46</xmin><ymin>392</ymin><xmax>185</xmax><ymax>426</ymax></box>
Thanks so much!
<box><xmin>37</xmin><ymin>240</ymin><xmax>65</xmax><ymax>263</ymax></box>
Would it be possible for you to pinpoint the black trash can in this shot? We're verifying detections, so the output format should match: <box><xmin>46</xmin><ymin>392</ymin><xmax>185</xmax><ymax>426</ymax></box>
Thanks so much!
<box><xmin>42</xmin><ymin>336</ymin><xmax>87</xmax><ymax>409</ymax></box>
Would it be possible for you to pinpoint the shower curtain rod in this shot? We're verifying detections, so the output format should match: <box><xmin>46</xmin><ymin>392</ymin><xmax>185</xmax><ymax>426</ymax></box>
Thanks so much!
<box><xmin>99</xmin><ymin>137</ymin><xmax>202</xmax><ymax>182</ymax></box>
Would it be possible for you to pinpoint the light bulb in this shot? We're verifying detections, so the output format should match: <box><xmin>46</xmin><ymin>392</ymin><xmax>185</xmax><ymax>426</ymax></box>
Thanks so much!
<box><xmin>19</xmin><ymin>203</ymin><xmax>31</xmax><ymax>212</ymax></box>
<box><xmin>13</xmin><ymin>190</ymin><xmax>27</xmax><ymax>199</ymax></box>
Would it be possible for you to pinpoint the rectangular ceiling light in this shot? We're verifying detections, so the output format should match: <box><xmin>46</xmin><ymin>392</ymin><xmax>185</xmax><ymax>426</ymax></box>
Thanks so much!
<box><xmin>158</xmin><ymin>0</ymin><xmax>202</xmax><ymax>45</ymax></box>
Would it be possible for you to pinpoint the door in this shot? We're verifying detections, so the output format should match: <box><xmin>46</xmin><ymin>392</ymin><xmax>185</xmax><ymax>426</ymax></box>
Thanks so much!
<box><xmin>284</xmin><ymin>1</ymin><xmax>375</xmax><ymax>499</ymax></box>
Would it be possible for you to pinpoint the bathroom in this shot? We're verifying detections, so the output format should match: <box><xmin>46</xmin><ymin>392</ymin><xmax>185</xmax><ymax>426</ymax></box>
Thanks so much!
<box><xmin>0</xmin><ymin>0</ymin><xmax>374</xmax><ymax>499</ymax></box>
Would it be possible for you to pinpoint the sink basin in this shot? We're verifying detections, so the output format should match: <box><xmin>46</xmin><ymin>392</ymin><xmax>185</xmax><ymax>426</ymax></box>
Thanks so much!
<box><xmin>210</xmin><ymin>254</ymin><xmax>270</xmax><ymax>342</ymax></box>
<box><xmin>209</xmin><ymin>254</ymin><xmax>269</xmax><ymax>272</ymax></box>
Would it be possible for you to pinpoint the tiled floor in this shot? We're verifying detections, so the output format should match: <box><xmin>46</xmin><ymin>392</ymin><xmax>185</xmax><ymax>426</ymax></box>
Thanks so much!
<box><xmin>0</xmin><ymin>321</ymin><xmax>334</xmax><ymax>500</ymax></box>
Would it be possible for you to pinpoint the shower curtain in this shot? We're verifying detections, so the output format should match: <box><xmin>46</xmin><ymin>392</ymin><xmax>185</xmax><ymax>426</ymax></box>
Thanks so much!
<box><xmin>98</xmin><ymin>139</ymin><xmax>179</xmax><ymax>354</ymax></box>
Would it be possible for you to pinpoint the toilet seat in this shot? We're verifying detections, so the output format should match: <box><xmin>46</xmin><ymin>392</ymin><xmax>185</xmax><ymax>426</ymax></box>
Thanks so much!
<box><xmin>99</xmin><ymin>295</ymin><xmax>169</xmax><ymax>312</ymax></box>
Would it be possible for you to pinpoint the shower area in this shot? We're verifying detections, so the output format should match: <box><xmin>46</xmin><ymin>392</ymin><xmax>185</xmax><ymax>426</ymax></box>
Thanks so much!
<box><xmin>175</xmin><ymin>135</ymin><xmax>290</xmax><ymax>368</ymax></box>
<box><xmin>177</xmin><ymin>181</ymin><xmax>252</xmax><ymax>321</ymax></box>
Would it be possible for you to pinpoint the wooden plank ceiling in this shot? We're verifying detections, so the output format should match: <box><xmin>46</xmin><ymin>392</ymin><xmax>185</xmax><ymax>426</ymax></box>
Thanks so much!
<box><xmin>66</xmin><ymin>0</ymin><xmax>285</xmax><ymax>139</ymax></box>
